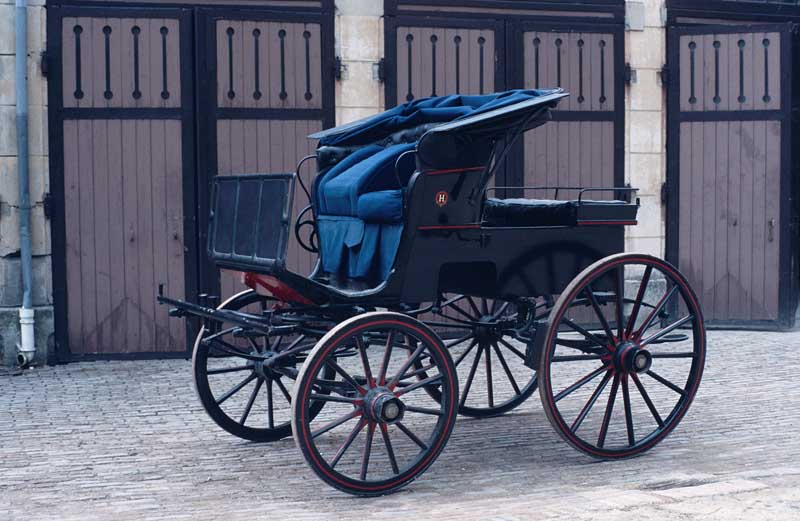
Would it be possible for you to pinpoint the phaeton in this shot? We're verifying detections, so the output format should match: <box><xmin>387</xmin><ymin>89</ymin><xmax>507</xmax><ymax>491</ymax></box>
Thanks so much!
<box><xmin>159</xmin><ymin>89</ymin><xmax>706</xmax><ymax>496</ymax></box>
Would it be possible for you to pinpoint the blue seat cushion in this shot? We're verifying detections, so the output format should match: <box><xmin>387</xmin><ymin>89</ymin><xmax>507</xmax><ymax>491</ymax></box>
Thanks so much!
<box><xmin>321</xmin><ymin>142</ymin><xmax>416</xmax><ymax>216</ymax></box>
<box><xmin>316</xmin><ymin>144</ymin><xmax>383</xmax><ymax>214</ymax></box>
<box><xmin>357</xmin><ymin>190</ymin><xmax>404</xmax><ymax>223</ymax></box>
<box><xmin>316</xmin><ymin>214</ymin><xmax>403</xmax><ymax>280</ymax></box>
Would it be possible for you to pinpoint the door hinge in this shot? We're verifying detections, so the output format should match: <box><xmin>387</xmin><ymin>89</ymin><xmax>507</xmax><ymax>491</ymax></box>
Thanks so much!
<box><xmin>623</xmin><ymin>63</ymin><xmax>636</xmax><ymax>84</ymax></box>
<box><xmin>373</xmin><ymin>58</ymin><xmax>386</xmax><ymax>83</ymax></box>
<box><xmin>43</xmin><ymin>192</ymin><xmax>52</xmax><ymax>220</ymax></box>
<box><xmin>660</xmin><ymin>183</ymin><xmax>668</xmax><ymax>204</ymax></box>
<box><xmin>659</xmin><ymin>64</ymin><xmax>669</xmax><ymax>87</ymax></box>
<box><xmin>40</xmin><ymin>50</ymin><xmax>48</xmax><ymax>77</ymax></box>
<box><xmin>334</xmin><ymin>56</ymin><xmax>344</xmax><ymax>81</ymax></box>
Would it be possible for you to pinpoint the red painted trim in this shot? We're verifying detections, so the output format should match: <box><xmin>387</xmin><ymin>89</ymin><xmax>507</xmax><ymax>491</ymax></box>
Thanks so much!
<box><xmin>423</xmin><ymin>166</ymin><xmax>484</xmax><ymax>176</ymax></box>
<box><xmin>242</xmin><ymin>272</ymin><xmax>314</xmax><ymax>305</ymax></box>
<box><xmin>577</xmin><ymin>220</ymin><xmax>638</xmax><ymax>226</ymax></box>
<box><xmin>417</xmin><ymin>224</ymin><xmax>481</xmax><ymax>231</ymax></box>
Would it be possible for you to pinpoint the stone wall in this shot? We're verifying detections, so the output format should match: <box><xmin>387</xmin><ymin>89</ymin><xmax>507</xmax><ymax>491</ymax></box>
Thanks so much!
<box><xmin>0</xmin><ymin>0</ymin><xmax>53</xmax><ymax>366</ymax></box>
<box><xmin>624</xmin><ymin>0</ymin><xmax>667</xmax><ymax>257</ymax></box>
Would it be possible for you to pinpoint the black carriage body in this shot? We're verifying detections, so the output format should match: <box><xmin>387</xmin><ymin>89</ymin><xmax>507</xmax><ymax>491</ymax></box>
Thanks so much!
<box><xmin>205</xmin><ymin>90</ymin><xmax>636</xmax><ymax>305</ymax></box>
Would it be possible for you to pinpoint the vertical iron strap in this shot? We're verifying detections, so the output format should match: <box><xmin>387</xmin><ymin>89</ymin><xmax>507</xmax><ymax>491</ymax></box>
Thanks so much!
<box><xmin>103</xmin><ymin>25</ymin><xmax>113</xmax><ymax>100</ymax></box>
<box><xmin>599</xmin><ymin>39</ymin><xmax>606</xmax><ymax>104</ymax></box>
<box><xmin>132</xmin><ymin>26</ymin><xmax>141</xmax><ymax>99</ymax></box>
<box><xmin>430</xmin><ymin>34</ymin><xmax>437</xmax><ymax>96</ymax></box>
<box><xmin>688</xmin><ymin>41</ymin><xmax>696</xmax><ymax>104</ymax></box>
<box><xmin>227</xmin><ymin>27</ymin><xmax>235</xmax><ymax>99</ymax></box>
<box><xmin>454</xmin><ymin>35</ymin><xmax>461</xmax><ymax>94</ymax></box>
<box><xmin>253</xmin><ymin>28</ymin><xmax>262</xmax><ymax>100</ymax></box>
<box><xmin>762</xmin><ymin>38</ymin><xmax>770</xmax><ymax>103</ymax></box>
<box><xmin>533</xmin><ymin>37</ymin><xmax>540</xmax><ymax>89</ymax></box>
<box><xmin>278</xmin><ymin>29</ymin><xmax>288</xmax><ymax>101</ymax></box>
<box><xmin>713</xmin><ymin>40</ymin><xmax>720</xmax><ymax>105</ymax></box>
<box><xmin>478</xmin><ymin>36</ymin><xmax>485</xmax><ymax>95</ymax></box>
<box><xmin>577</xmin><ymin>38</ymin><xmax>584</xmax><ymax>103</ymax></box>
<box><xmin>304</xmin><ymin>30</ymin><xmax>313</xmax><ymax>101</ymax></box>
<box><xmin>405</xmin><ymin>33</ymin><xmax>414</xmax><ymax>102</ymax></box>
<box><xmin>73</xmin><ymin>25</ymin><xmax>84</xmax><ymax>100</ymax></box>
<box><xmin>737</xmin><ymin>39</ymin><xmax>746</xmax><ymax>103</ymax></box>
<box><xmin>160</xmin><ymin>26</ymin><xmax>169</xmax><ymax>100</ymax></box>
<box><xmin>555</xmin><ymin>37</ymin><xmax>562</xmax><ymax>88</ymax></box>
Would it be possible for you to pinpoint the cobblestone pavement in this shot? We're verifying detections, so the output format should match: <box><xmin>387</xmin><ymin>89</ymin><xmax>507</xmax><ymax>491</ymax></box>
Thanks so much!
<box><xmin>2</xmin><ymin>329</ymin><xmax>800</xmax><ymax>520</ymax></box>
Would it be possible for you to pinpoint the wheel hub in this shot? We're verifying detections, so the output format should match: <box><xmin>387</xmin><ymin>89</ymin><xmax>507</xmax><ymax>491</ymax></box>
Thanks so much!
<box><xmin>364</xmin><ymin>387</ymin><xmax>405</xmax><ymax>424</ymax></box>
<box><xmin>614</xmin><ymin>341</ymin><xmax>652</xmax><ymax>374</ymax></box>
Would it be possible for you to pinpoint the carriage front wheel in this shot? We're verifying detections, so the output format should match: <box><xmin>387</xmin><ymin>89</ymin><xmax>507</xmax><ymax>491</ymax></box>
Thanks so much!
<box><xmin>539</xmin><ymin>253</ymin><xmax>706</xmax><ymax>459</ymax></box>
<box><xmin>291</xmin><ymin>312</ymin><xmax>459</xmax><ymax>496</ymax></box>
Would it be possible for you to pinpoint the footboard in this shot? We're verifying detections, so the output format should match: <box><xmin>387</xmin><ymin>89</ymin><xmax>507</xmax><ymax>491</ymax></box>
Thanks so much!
<box><xmin>207</xmin><ymin>173</ymin><xmax>296</xmax><ymax>273</ymax></box>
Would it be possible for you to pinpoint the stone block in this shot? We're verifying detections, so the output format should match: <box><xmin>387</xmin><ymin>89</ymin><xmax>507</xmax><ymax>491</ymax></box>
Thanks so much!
<box><xmin>642</xmin><ymin>0</ymin><xmax>665</xmax><ymax>28</ymax></box>
<box><xmin>627</xmin><ymin>28</ymin><xmax>665</xmax><ymax>69</ymax></box>
<box><xmin>335</xmin><ymin>0</ymin><xmax>383</xmax><ymax>17</ymax></box>
<box><xmin>28</xmin><ymin>105</ymin><xmax>47</xmax><ymax>156</ymax></box>
<box><xmin>337</xmin><ymin>106</ymin><xmax>380</xmax><ymax>125</ymax></box>
<box><xmin>0</xmin><ymin>55</ymin><xmax>14</xmax><ymax>105</ymax></box>
<box><xmin>338</xmin><ymin>61</ymin><xmax>381</xmax><ymax>108</ymax></box>
<box><xmin>30</xmin><ymin>203</ymin><xmax>49</xmax><ymax>256</ymax></box>
<box><xmin>0</xmin><ymin>105</ymin><xmax>17</xmax><ymax>155</ymax></box>
<box><xmin>0</xmin><ymin>5</ymin><xmax>14</xmax><ymax>55</ymax></box>
<box><xmin>29</xmin><ymin>154</ymin><xmax>48</xmax><ymax>202</ymax></box>
<box><xmin>629</xmin><ymin>152</ymin><xmax>664</xmax><ymax>196</ymax></box>
<box><xmin>629</xmin><ymin>194</ymin><xmax>663</xmax><ymax>238</ymax></box>
<box><xmin>0</xmin><ymin>155</ymin><xmax>18</xmax><ymax>205</ymax></box>
<box><xmin>0</xmin><ymin>254</ymin><xmax>52</xmax><ymax>307</ymax></box>
<box><xmin>339</xmin><ymin>15</ymin><xmax>382</xmax><ymax>61</ymax></box>
<box><xmin>0</xmin><ymin>200</ymin><xmax>19</xmax><ymax>255</ymax></box>
<box><xmin>626</xmin><ymin>235</ymin><xmax>663</xmax><ymax>257</ymax></box>
<box><xmin>629</xmin><ymin>68</ymin><xmax>663</xmax><ymax>112</ymax></box>
<box><xmin>629</xmin><ymin>110</ymin><xmax>663</xmax><ymax>153</ymax></box>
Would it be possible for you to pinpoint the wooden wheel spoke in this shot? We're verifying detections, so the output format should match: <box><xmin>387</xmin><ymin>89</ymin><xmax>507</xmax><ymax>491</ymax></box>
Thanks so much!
<box><xmin>378</xmin><ymin>330</ymin><xmax>395</xmax><ymax>386</ymax></box>
<box><xmin>625</xmin><ymin>265</ymin><xmax>653</xmax><ymax>337</ymax></box>
<box><xmin>597</xmin><ymin>374</ymin><xmax>619</xmax><ymax>448</ymax></box>
<box><xmin>485</xmin><ymin>342</ymin><xmax>494</xmax><ymax>407</ymax></box>
<box><xmin>446</xmin><ymin>302</ymin><xmax>480</xmax><ymax>321</ymax></box>
<box><xmin>399</xmin><ymin>362</ymin><xmax>437</xmax><ymax>381</ymax></box>
<box><xmin>360</xmin><ymin>422</ymin><xmax>375</xmax><ymax>481</ymax></box>
<box><xmin>395</xmin><ymin>374</ymin><xmax>443</xmax><ymax>396</ymax></box>
<box><xmin>570</xmin><ymin>370</ymin><xmax>612</xmax><ymax>433</ymax></box>
<box><xmin>496</xmin><ymin>337</ymin><xmax>527</xmax><ymax>361</ymax></box>
<box><xmin>635</xmin><ymin>285</ymin><xmax>679</xmax><ymax>340</ymax></box>
<box><xmin>356</xmin><ymin>336</ymin><xmax>375</xmax><ymax>387</ymax></box>
<box><xmin>312</xmin><ymin>409</ymin><xmax>361</xmax><ymax>439</ymax></box>
<box><xmin>207</xmin><ymin>365</ymin><xmax>252</xmax><ymax>375</ymax></box>
<box><xmin>216</xmin><ymin>373</ymin><xmax>257</xmax><ymax>406</ymax></box>
<box><xmin>387</xmin><ymin>343</ymin><xmax>427</xmax><ymax>389</ymax></box>
<box><xmin>554</xmin><ymin>365</ymin><xmax>607</xmax><ymax>403</ymax></box>
<box><xmin>267</xmin><ymin>379</ymin><xmax>275</xmax><ymax>429</ymax></box>
<box><xmin>492</xmin><ymin>342</ymin><xmax>521</xmax><ymax>395</ymax></box>
<box><xmin>239</xmin><ymin>377</ymin><xmax>263</xmax><ymax>425</ymax></box>
<box><xmin>445</xmin><ymin>332</ymin><xmax>475</xmax><ymax>349</ymax></box>
<box><xmin>560</xmin><ymin>318</ymin><xmax>608</xmax><ymax>349</ymax></box>
<box><xmin>405</xmin><ymin>405</ymin><xmax>444</xmax><ymax>416</ymax></box>
<box><xmin>615</xmin><ymin>266</ymin><xmax>625</xmax><ymax>340</ymax></box>
<box><xmin>275</xmin><ymin>377</ymin><xmax>292</xmax><ymax>403</ymax></box>
<box><xmin>585</xmin><ymin>285</ymin><xmax>615</xmax><ymax>342</ymax></box>
<box><xmin>621</xmin><ymin>376</ymin><xmax>635</xmax><ymax>446</ymax></box>
<box><xmin>459</xmin><ymin>344</ymin><xmax>484</xmax><ymax>408</ymax></box>
<box><xmin>650</xmin><ymin>352</ymin><xmax>696</xmax><ymax>359</ymax></box>
<box><xmin>396</xmin><ymin>422</ymin><xmax>428</xmax><ymax>451</ymax></box>
<box><xmin>551</xmin><ymin>354</ymin><xmax>603</xmax><ymax>362</ymax></box>
<box><xmin>331</xmin><ymin>419</ymin><xmax>367</xmax><ymax>470</ymax></box>
<box><xmin>454</xmin><ymin>338</ymin><xmax>478</xmax><ymax>367</ymax></box>
<box><xmin>640</xmin><ymin>315</ymin><xmax>694</xmax><ymax>347</ymax></box>
<box><xmin>646</xmin><ymin>370</ymin><xmax>687</xmax><ymax>396</ymax></box>
<box><xmin>325</xmin><ymin>359</ymin><xmax>367</xmax><ymax>395</ymax></box>
<box><xmin>631</xmin><ymin>373</ymin><xmax>664</xmax><ymax>427</ymax></box>
<box><xmin>380</xmin><ymin>423</ymin><xmax>400</xmax><ymax>475</ymax></box>
<box><xmin>466</xmin><ymin>296</ymin><xmax>482</xmax><ymax>317</ymax></box>
<box><xmin>309</xmin><ymin>393</ymin><xmax>361</xmax><ymax>404</ymax></box>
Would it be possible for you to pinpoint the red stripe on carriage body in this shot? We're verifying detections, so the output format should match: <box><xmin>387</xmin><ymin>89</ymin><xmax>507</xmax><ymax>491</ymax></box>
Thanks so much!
<box><xmin>417</xmin><ymin>224</ymin><xmax>481</xmax><ymax>231</ymax></box>
<box><xmin>299</xmin><ymin>319</ymin><xmax>457</xmax><ymax>492</ymax></box>
<box><xmin>576</xmin><ymin>220</ymin><xmax>638</xmax><ymax>226</ymax></box>
<box><xmin>242</xmin><ymin>272</ymin><xmax>315</xmax><ymax>305</ymax></box>
<box><xmin>423</xmin><ymin>166</ymin><xmax>485</xmax><ymax>176</ymax></box>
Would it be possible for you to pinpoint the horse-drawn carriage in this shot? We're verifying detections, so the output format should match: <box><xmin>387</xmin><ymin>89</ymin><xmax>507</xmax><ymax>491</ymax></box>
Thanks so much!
<box><xmin>158</xmin><ymin>89</ymin><xmax>706</xmax><ymax>496</ymax></box>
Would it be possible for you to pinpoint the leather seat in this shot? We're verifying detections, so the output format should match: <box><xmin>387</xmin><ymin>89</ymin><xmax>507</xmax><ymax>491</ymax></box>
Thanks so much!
<box><xmin>483</xmin><ymin>198</ymin><xmax>629</xmax><ymax>227</ymax></box>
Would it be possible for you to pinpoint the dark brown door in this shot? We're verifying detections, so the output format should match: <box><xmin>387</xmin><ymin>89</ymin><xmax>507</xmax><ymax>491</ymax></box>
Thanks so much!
<box><xmin>197</xmin><ymin>10</ymin><xmax>334</xmax><ymax>299</ymax></box>
<box><xmin>519</xmin><ymin>24</ymin><xmax>622</xmax><ymax>197</ymax></box>
<box><xmin>666</xmin><ymin>24</ymin><xmax>795</xmax><ymax>327</ymax></box>
<box><xmin>53</xmin><ymin>8</ymin><xmax>194</xmax><ymax>355</ymax></box>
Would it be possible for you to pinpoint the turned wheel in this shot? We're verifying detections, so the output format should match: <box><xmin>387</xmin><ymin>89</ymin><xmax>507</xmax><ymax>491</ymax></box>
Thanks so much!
<box><xmin>422</xmin><ymin>296</ymin><xmax>538</xmax><ymax>417</ymax></box>
<box><xmin>193</xmin><ymin>290</ymin><xmax>329</xmax><ymax>442</ymax></box>
<box><xmin>539</xmin><ymin>253</ymin><xmax>706</xmax><ymax>458</ymax></box>
<box><xmin>291</xmin><ymin>312</ymin><xmax>458</xmax><ymax>496</ymax></box>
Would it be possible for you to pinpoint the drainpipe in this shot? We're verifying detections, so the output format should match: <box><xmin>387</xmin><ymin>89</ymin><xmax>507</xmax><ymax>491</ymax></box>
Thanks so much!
<box><xmin>15</xmin><ymin>0</ymin><xmax>35</xmax><ymax>367</ymax></box>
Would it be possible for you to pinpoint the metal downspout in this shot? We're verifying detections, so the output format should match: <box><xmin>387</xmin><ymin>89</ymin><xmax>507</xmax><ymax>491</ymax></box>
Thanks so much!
<box><xmin>15</xmin><ymin>0</ymin><xmax>35</xmax><ymax>367</ymax></box>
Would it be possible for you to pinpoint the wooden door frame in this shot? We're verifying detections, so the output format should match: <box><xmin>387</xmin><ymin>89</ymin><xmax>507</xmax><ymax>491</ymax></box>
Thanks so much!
<box><xmin>47</xmin><ymin>4</ymin><xmax>198</xmax><ymax>362</ymax></box>
<box><xmin>664</xmin><ymin>22</ymin><xmax>797</xmax><ymax>329</ymax></box>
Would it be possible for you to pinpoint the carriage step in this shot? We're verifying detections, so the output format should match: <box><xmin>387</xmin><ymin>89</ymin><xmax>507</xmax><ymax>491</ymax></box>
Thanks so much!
<box><xmin>524</xmin><ymin>320</ymin><xmax>549</xmax><ymax>370</ymax></box>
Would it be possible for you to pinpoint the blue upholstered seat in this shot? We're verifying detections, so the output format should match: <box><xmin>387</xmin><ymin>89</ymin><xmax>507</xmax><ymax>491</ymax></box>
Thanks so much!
<box><xmin>356</xmin><ymin>190</ymin><xmax>404</xmax><ymax>223</ymax></box>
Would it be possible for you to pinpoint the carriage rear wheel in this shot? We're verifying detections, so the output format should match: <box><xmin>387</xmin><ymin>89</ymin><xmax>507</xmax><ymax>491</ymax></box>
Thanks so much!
<box><xmin>193</xmin><ymin>290</ymin><xmax>329</xmax><ymax>442</ymax></box>
<box><xmin>539</xmin><ymin>253</ymin><xmax>705</xmax><ymax>459</ymax></box>
<box><xmin>421</xmin><ymin>296</ymin><xmax>538</xmax><ymax>417</ymax></box>
<box><xmin>291</xmin><ymin>312</ymin><xmax>458</xmax><ymax>496</ymax></box>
